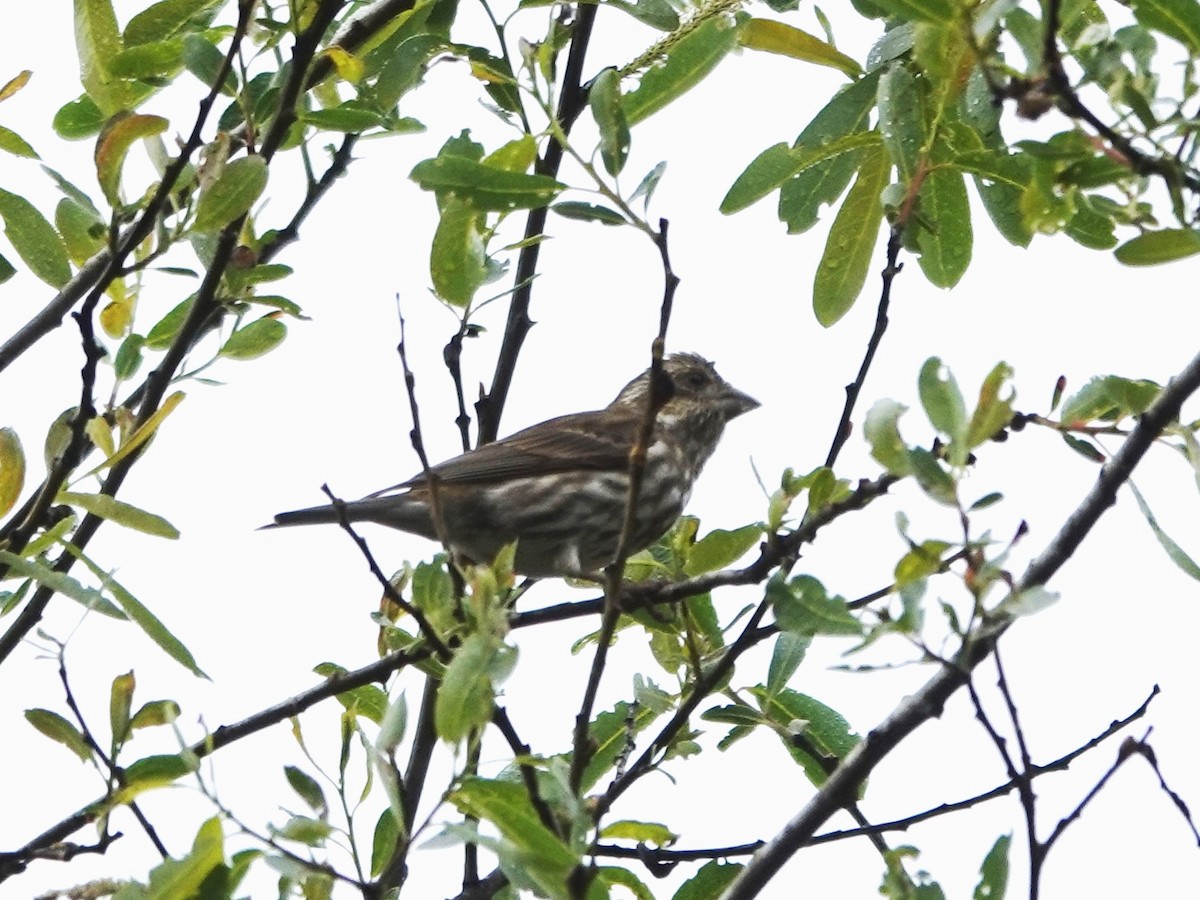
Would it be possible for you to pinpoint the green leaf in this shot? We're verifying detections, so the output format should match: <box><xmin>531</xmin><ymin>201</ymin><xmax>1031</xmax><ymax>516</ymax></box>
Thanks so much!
<box><xmin>623</xmin><ymin>16</ymin><xmax>739</xmax><ymax>124</ymax></box>
<box><xmin>54</xmin><ymin>94</ymin><xmax>107</xmax><ymax>140</ymax></box>
<box><xmin>436</xmin><ymin>634</ymin><xmax>500</xmax><ymax>742</ymax></box>
<box><xmin>590</xmin><ymin>67</ymin><xmax>630</xmax><ymax>176</ymax></box>
<box><xmin>966</xmin><ymin>362</ymin><xmax>1015</xmax><ymax>449</ymax></box>
<box><xmin>1063</xmin><ymin>433</ymin><xmax>1106</xmax><ymax>463</ymax></box>
<box><xmin>138</xmin><ymin>816</ymin><xmax>224</xmax><ymax>896</ymax></box>
<box><xmin>0</xmin><ymin>427</ymin><xmax>26</xmax><ymax>519</ymax></box>
<box><xmin>409</xmin><ymin>157</ymin><xmax>563</xmax><ymax>210</ymax></box>
<box><xmin>193</xmin><ymin>155</ymin><xmax>267</xmax><ymax>231</ymax></box>
<box><xmin>813</xmin><ymin>141</ymin><xmax>888</xmax><ymax>326</ymax></box>
<box><xmin>74</xmin><ymin>0</ymin><xmax>131</xmax><ymax>115</ymax></box>
<box><xmin>1130</xmin><ymin>482</ymin><xmax>1200</xmax><ymax>582</ymax></box>
<box><xmin>869</xmin><ymin>0</ymin><xmax>957</xmax><ymax>24</ymax></box>
<box><xmin>952</xmin><ymin>150</ymin><xmax>1033</xmax><ymax>189</ymax></box>
<box><xmin>672</xmin><ymin>860</ymin><xmax>744</xmax><ymax>900</ymax></box>
<box><xmin>1065</xmin><ymin>195</ymin><xmax>1117</xmax><ymax>250</ymax></box>
<box><xmin>94</xmin><ymin>112</ymin><xmax>170</xmax><ymax>204</ymax></box>
<box><xmin>448</xmin><ymin>777</ymin><xmax>580</xmax><ymax>898</ymax></box>
<box><xmin>769</xmin><ymin>574</ymin><xmax>862</xmax><ymax>636</ymax></box>
<box><xmin>274</xmin><ymin>815</ymin><xmax>333</xmax><ymax>846</ymax></box>
<box><xmin>370</xmin><ymin>809</ymin><xmax>402</xmax><ymax>878</ymax></box>
<box><xmin>110</xmin><ymin>39</ymin><xmax>186</xmax><ymax>78</ymax></box>
<box><xmin>738</xmin><ymin>18</ymin><xmax>861</xmax><ymax>76</ymax></box>
<box><xmin>1130</xmin><ymin>0</ymin><xmax>1200</xmax><ymax>53</ymax></box>
<box><xmin>25</xmin><ymin>709</ymin><xmax>93</xmax><ymax>762</ymax></box>
<box><xmin>0</xmin><ymin>550</ymin><xmax>123</xmax><ymax>617</ymax></box>
<box><xmin>56</xmin><ymin>198</ymin><xmax>105</xmax><ymax>265</ymax></box>
<box><xmin>598</xmin><ymin>867</ymin><xmax>655</xmax><ymax>900</ymax></box>
<box><xmin>581</xmin><ymin>701</ymin><xmax>661</xmax><ymax>792</ymax></box>
<box><xmin>430</xmin><ymin>197</ymin><xmax>487</xmax><ymax>305</ymax></box>
<box><xmin>995</xmin><ymin>585</ymin><xmax>1059</xmax><ymax>618</ymax></box>
<box><xmin>0</xmin><ymin>190</ymin><xmax>71</xmax><ymax>287</ymax></box>
<box><xmin>219</xmin><ymin>317</ymin><xmax>287</xmax><ymax>360</ymax></box>
<box><xmin>722</xmin><ymin>130</ymin><xmax>883</xmax><ymax>214</ymax></box>
<box><xmin>1060</xmin><ymin>376</ymin><xmax>1160</xmax><ymax>425</ymax></box>
<box><xmin>285</xmin><ymin>766</ymin><xmax>328</xmax><ymax>818</ymax></box>
<box><xmin>551</xmin><ymin>201</ymin><xmax>627</xmax><ymax>226</ymax></box>
<box><xmin>908</xmin><ymin>446</ymin><xmax>958</xmax><ymax>505</ymax></box>
<box><xmin>125</xmin><ymin>0</ymin><xmax>225</xmax><ymax>46</ymax></box>
<box><xmin>779</xmin><ymin>70</ymin><xmax>882</xmax><ymax>233</ymax></box>
<box><xmin>375</xmin><ymin>34</ymin><xmax>444</xmax><ymax>109</ymax></box>
<box><xmin>58</xmin><ymin>490</ymin><xmax>180</xmax><ymax>538</ymax></box>
<box><xmin>877</xmin><ymin>63</ymin><xmax>926</xmax><ymax>179</ymax></box>
<box><xmin>605</xmin><ymin>0</ymin><xmax>679</xmax><ymax>30</ymax></box>
<box><xmin>146</xmin><ymin>296</ymin><xmax>194</xmax><ymax>349</ymax></box>
<box><xmin>119</xmin><ymin>752</ymin><xmax>199</xmax><ymax>799</ymax></box>
<box><xmin>752</xmin><ymin>686</ymin><xmax>861</xmax><ymax>785</ymax></box>
<box><xmin>865</xmin><ymin>399</ymin><xmax>911</xmax><ymax>475</ymax></box>
<box><xmin>684</xmin><ymin>524</ymin><xmax>761</xmax><ymax>575</ymax></box>
<box><xmin>181</xmin><ymin>33</ymin><xmax>235</xmax><ymax>93</ymax></box>
<box><xmin>303</xmin><ymin>106</ymin><xmax>387</xmax><ymax>132</ymax></box>
<box><xmin>915</xmin><ymin>166</ymin><xmax>972</xmax><ymax>287</ymax></box>
<box><xmin>919</xmin><ymin>357</ymin><xmax>968</xmax><ymax>457</ymax></box>
<box><xmin>110</xmin><ymin>670</ymin><xmax>135</xmax><ymax>746</ymax></box>
<box><xmin>1115</xmin><ymin>228</ymin><xmax>1200</xmax><ymax>266</ymax></box>
<box><xmin>0</xmin><ymin>252</ymin><xmax>15</xmax><ymax>284</ymax></box>
<box><xmin>0</xmin><ymin>124</ymin><xmax>37</xmax><ymax>159</ymax></box>
<box><xmin>767</xmin><ymin>631</ymin><xmax>811</xmax><ymax>695</ymax></box>
<box><xmin>600</xmin><ymin>820</ymin><xmax>677</xmax><ymax>846</ymax></box>
<box><xmin>975</xmin><ymin>834</ymin><xmax>1011</xmax><ymax>900</ymax></box>
<box><xmin>68</xmin><ymin>545</ymin><xmax>209</xmax><ymax>677</ymax></box>
<box><xmin>314</xmin><ymin>663</ymin><xmax>389</xmax><ymax>723</ymax></box>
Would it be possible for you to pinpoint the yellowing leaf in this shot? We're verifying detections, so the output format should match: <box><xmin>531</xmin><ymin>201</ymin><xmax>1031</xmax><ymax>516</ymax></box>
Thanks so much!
<box><xmin>85</xmin><ymin>416</ymin><xmax>115</xmax><ymax>459</ymax></box>
<box><xmin>84</xmin><ymin>390</ymin><xmax>185</xmax><ymax>477</ymax></box>
<box><xmin>323</xmin><ymin>46</ymin><xmax>364</xmax><ymax>83</ymax></box>
<box><xmin>100</xmin><ymin>297</ymin><xmax>133</xmax><ymax>338</ymax></box>
<box><xmin>94</xmin><ymin>111</ymin><xmax>169</xmax><ymax>204</ymax></box>
<box><xmin>0</xmin><ymin>427</ymin><xmax>25</xmax><ymax>518</ymax></box>
<box><xmin>0</xmin><ymin>70</ymin><xmax>32</xmax><ymax>103</ymax></box>
<box><xmin>739</xmin><ymin>19</ymin><xmax>862</xmax><ymax>77</ymax></box>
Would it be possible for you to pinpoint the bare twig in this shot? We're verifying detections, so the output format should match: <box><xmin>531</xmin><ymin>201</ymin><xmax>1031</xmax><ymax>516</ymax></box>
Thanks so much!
<box><xmin>825</xmin><ymin>225</ymin><xmax>903</xmax><ymax>469</ymax></box>
<box><xmin>476</xmin><ymin>2</ymin><xmax>599</xmax><ymax>445</ymax></box>
<box><xmin>570</xmin><ymin>220</ymin><xmax>677</xmax><ymax>796</ymax></box>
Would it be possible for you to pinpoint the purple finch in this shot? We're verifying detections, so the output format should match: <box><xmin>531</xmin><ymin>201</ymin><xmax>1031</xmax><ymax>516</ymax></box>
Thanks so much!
<box><xmin>270</xmin><ymin>353</ymin><xmax>758</xmax><ymax>577</ymax></box>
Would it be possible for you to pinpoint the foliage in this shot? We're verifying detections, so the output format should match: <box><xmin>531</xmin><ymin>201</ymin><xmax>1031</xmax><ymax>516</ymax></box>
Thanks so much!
<box><xmin>2</xmin><ymin>0</ymin><xmax>1200</xmax><ymax>897</ymax></box>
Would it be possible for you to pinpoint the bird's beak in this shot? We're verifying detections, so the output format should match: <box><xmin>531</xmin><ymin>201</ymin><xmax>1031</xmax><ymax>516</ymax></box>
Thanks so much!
<box><xmin>722</xmin><ymin>386</ymin><xmax>761</xmax><ymax>419</ymax></box>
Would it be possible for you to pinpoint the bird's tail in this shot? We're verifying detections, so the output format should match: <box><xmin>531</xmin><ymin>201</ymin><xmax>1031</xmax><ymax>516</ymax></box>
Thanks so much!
<box><xmin>264</xmin><ymin>495</ymin><xmax>434</xmax><ymax>535</ymax></box>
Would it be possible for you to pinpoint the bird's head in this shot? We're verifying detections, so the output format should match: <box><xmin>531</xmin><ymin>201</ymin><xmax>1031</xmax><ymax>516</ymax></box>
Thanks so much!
<box><xmin>611</xmin><ymin>352</ymin><xmax>759</xmax><ymax>440</ymax></box>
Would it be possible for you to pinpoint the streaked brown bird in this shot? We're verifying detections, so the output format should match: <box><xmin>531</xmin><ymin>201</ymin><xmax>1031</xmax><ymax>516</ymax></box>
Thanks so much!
<box><xmin>269</xmin><ymin>353</ymin><xmax>758</xmax><ymax>577</ymax></box>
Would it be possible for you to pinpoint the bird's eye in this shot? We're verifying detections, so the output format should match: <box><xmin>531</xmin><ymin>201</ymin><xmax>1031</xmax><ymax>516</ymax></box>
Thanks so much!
<box><xmin>679</xmin><ymin>369</ymin><xmax>709</xmax><ymax>391</ymax></box>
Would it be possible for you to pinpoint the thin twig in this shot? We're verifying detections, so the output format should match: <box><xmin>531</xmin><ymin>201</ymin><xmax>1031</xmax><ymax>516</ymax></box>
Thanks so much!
<box><xmin>722</xmin><ymin>343</ymin><xmax>1200</xmax><ymax>900</ymax></box>
<box><xmin>2</xmin><ymin>644</ymin><xmax>425</xmax><ymax>883</ymax></box>
<box><xmin>569</xmin><ymin>220</ymin><xmax>677</xmax><ymax>796</ymax></box>
<box><xmin>825</xmin><ymin>225</ymin><xmax>903</xmax><ymax>469</ymax></box>
<box><xmin>476</xmin><ymin>2</ymin><xmax>599</xmax><ymax>445</ymax></box>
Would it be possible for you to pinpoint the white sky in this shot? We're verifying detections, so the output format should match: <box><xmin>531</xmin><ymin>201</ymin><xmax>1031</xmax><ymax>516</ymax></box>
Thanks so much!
<box><xmin>1</xmin><ymin>1</ymin><xmax>1199</xmax><ymax>898</ymax></box>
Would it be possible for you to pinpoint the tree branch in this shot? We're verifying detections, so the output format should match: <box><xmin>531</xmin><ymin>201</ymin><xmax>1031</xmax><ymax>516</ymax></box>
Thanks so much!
<box><xmin>722</xmin><ymin>346</ymin><xmax>1200</xmax><ymax>899</ymax></box>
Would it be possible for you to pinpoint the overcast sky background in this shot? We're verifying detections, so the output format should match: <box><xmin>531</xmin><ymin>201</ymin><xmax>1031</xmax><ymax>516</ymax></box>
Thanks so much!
<box><xmin>2</xmin><ymin>1</ymin><xmax>1200</xmax><ymax>897</ymax></box>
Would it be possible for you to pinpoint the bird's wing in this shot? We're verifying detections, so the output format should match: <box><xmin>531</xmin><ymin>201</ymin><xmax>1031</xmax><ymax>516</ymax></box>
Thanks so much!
<box><xmin>369</xmin><ymin>410</ymin><xmax>639</xmax><ymax>495</ymax></box>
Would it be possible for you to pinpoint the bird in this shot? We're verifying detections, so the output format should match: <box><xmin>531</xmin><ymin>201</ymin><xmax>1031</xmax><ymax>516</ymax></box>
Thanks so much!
<box><xmin>268</xmin><ymin>353</ymin><xmax>759</xmax><ymax>577</ymax></box>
